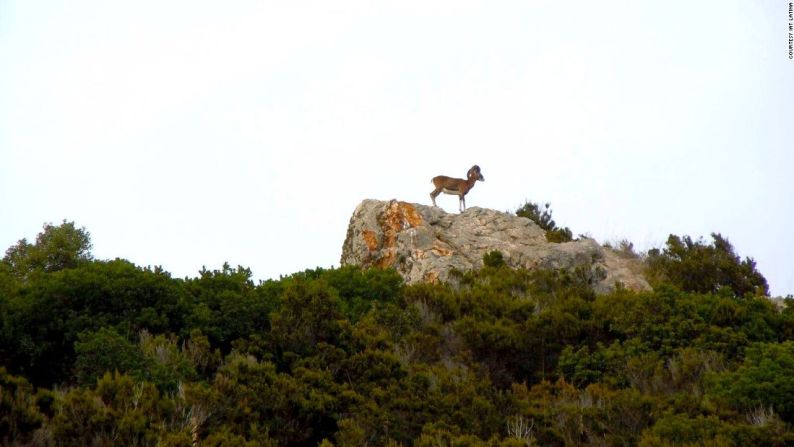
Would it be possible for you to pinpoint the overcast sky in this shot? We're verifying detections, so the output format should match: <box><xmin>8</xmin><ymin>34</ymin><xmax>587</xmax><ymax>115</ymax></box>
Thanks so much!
<box><xmin>1</xmin><ymin>1</ymin><xmax>792</xmax><ymax>296</ymax></box>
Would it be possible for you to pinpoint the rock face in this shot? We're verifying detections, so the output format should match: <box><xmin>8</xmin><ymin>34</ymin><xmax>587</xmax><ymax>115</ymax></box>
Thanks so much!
<box><xmin>341</xmin><ymin>199</ymin><xmax>651</xmax><ymax>294</ymax></box>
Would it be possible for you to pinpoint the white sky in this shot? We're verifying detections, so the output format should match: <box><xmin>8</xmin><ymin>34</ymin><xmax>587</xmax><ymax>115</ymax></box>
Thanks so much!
<box><xmin>1</xmin><ymin>1</ymin><xmax>792</xmax><ymax>296</ymax></box>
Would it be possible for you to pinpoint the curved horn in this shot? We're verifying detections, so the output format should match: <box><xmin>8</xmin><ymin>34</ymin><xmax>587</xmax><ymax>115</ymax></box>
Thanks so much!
<box><xmin>468</xmin><ymin>165</ymin><xmax>483</xmax><ymax>181</ymax></box>
<box><xmin>431</xmin><ymin>165</ymin><xmax>483</xmax><ymax>212</ymax></box>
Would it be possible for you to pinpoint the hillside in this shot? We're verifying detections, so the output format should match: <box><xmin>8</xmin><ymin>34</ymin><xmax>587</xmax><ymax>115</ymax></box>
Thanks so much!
<box><xmin>1</xmin><ymin>219</ymin><xmax>791</xmax><ymax>446</ymax></box>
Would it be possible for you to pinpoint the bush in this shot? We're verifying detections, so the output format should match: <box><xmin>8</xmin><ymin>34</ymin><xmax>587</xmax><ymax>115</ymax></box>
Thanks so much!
<box><xmin>515</xmin><ymin>201</ymin><xmax>573</xmax><ymax>243</ymax></box>
<box><xmin>646</xmin><ymin>233</ymin><xmax>768</xmax><ymax>296</ymax></box>
<box><xmin>0</xmin><ymin>368</ymin><xmax>46</xmax><ymax>444</ymax></box>
<box><xmin>74</xmin><ymin>327</ymin><xmax>143</xmax><ymax>386</ymax></box>
<box><xmin>483</xmin><ymin>250</ymin><xmax>506</xmax><ymax>268</ymax></box>
<box><xmin>707</xmin><ymin>341</ymin><xmax>794</xmax><ymax>422</ymax></box>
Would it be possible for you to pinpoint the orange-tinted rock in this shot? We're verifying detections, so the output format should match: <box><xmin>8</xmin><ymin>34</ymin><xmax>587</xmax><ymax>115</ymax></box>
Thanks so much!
<box><xmin>361</xmin><ymin>230</ymin><xmax>379</xmax><ymax>251</ymax></box>
<box><xmin>340</xmin><ymin>199</ymin><xmax>651</xmax><ymax>294</ymax></box>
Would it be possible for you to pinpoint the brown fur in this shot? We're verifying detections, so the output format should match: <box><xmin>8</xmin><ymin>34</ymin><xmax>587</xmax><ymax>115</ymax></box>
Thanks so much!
<box><xmin>430</xmin><ymin>165</ymin><xmax>484</xmax><ymax>212</ymax></box>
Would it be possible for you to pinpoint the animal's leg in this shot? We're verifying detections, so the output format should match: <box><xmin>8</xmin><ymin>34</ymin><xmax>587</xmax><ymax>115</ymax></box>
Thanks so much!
<box><xmin>430</xmin><ymin>188</ymin><xmax>442</xmax><ymax>207</ymax></box>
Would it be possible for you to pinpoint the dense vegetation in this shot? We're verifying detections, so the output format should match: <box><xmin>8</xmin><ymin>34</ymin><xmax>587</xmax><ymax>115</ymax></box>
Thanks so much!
<box><xmin>1</xmin><ymin>221</ymin><xmax>792</xmax><ymax>446</ymax></box>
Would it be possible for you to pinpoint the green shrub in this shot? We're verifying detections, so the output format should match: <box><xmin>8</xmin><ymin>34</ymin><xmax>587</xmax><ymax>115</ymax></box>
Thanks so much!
<box><xmin>483</xmin><ymin>250</ymin><xmax>507</xmax><ymax>268</ymax></box>
<box><xmin>646</xmin><ymin>233</ymin><xmax>768</xmax><ymax>296</ymax></box>
<box><xmin>0</xmin><ymin>368</ymin><xmax>46</xmax><ymax>444</ymax></box>
<box><xmin>74</xmin><ymin>327</ymin><xmax>143</xmax><ymax>386</ymax></box>
<box><xmin>707</xmin><ymin>341</ymin><xmax>794</xmax><ymax>422</ymax></box>
<box><xmin>515</xmin><ymin>201</ymin><xmax>573</xmax><ymax>243</ymax></box>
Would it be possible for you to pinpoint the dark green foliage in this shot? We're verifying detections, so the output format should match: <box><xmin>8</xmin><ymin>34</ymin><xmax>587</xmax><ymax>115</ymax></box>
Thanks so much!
<box><xmin>268</xmin><ymin>277</ymin><xmax>349</xmax><ymax>362</ymax></box>
<box><xmin>646</xmin><ymin>233</ymin><xmax>769</xmax><ymax>296</ymax></box>
<box><xmin>315</xmin><ymin>264</ymin><xmax>403</xmax><ymax>321</ymax></box>
<box><xmin>0</xmin><ymin>259</ymin><xmax>185</xmax><ymax>386</ymax></box>
<box><xmin>138</xmin><ymin>331</ymin><xmax>199</xmax><ymax>392</ymax></box>
<box><xmin>707</xmin><ymin>341</ymin><xmax>794</xmax><ymax>422</ymax></box>
<box><xmin>1</xmin><ymin>222</ymin><xmax>792</xmax><ymax>445</ymax></box>
<box><xmin>184</xmin><ymin>263</ymin><xmax>272</xmax><ymax>351</ymax></box>
<box><xmin>558</xmin><ymin>343</ymin><xmax>620</xmax><ymax>387</ymax></box>
<box><xmin>782</xmin><ymin>297</ymin><xmax>794</xmax><ymax>340</ymax></box>
<box><xmin>483</xmin><ymin>250</ymin><xmax>506</xmax><ymax>268</ymax></box>
<box><xmin>74</xmin><ymin>327</ymin><xmax>143</xmax><ymax>386</ymax></box>
<box><xmin>515</xmin><ymin>201</ymin><xmax>573</xmax><ymax>243</ymax></box>
<box><xmin>207</xmin><ymin>354</ymin><xmax>329</xmax><ymax>444</ymax></box>
<box><xmin>0</xmin><ymin>261</ymin><xmax>20</xmax><ymax>300</ymax></box>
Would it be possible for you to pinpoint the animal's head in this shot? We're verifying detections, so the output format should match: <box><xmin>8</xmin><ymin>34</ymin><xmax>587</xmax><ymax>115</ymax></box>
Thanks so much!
<box><xmin>468</xmin><ymin>165</ymin><xmax>484</xmax><ymax>181</ymax></box>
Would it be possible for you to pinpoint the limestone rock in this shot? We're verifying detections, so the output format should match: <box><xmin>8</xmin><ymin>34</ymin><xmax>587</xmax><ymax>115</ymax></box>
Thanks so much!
<box><xmin>340</xmin><ymin>199</ymin><xmax>651</xmax><ymax>294</ymax></box>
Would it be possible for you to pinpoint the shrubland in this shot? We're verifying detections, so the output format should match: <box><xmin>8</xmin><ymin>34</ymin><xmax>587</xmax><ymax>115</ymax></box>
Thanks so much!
<box><xmin>1</xmin><ymin>219</ymin><xmax>792</xmax><ymax>446</ymax></box>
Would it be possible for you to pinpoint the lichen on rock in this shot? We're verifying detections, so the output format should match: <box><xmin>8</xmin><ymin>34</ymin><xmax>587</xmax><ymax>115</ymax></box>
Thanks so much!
<box><xmin>341</xmin><ymin>199</ymin><xmax>651</xmax><ymax>294</ymax></box>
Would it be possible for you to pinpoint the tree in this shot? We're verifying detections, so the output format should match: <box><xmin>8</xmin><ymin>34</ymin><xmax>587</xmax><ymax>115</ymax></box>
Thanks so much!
<box><xmin>515</xmin><ymin>201</ymin><xmax>573</xmax><ymax>243</ymax></box>
<box><xmin>3</xmin><ymin>220</ymin><xmax>92</xmax><ymax>278</ymax></box>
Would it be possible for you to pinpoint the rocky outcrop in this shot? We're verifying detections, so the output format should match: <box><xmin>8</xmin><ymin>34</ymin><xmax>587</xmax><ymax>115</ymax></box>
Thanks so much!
<box><xmin>341</xmin><ymin>199</ymin><xmax>651</xmax><ymax>294</ymax></box>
